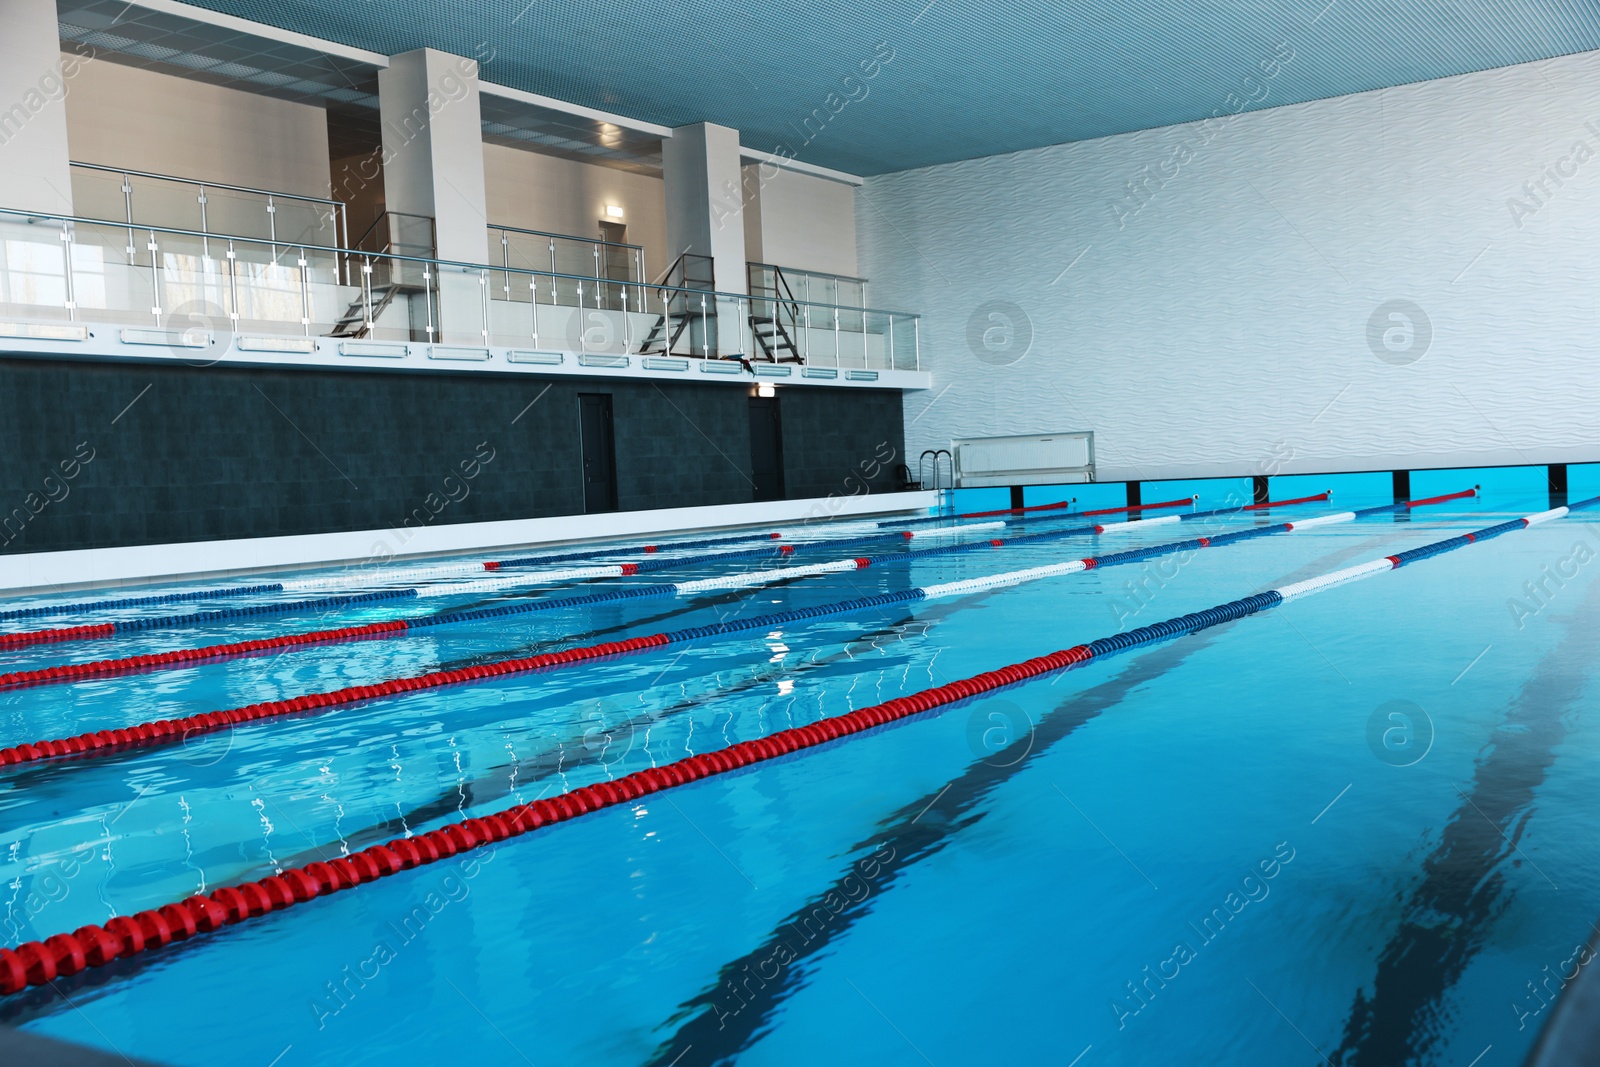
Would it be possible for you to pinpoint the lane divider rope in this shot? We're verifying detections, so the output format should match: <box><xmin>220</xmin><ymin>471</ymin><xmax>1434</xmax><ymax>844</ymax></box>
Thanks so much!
<box><xmin>956</xmin><ymin>494</ymin><xmax>1200</xmax><ymax>520</ymax></box>
<box><xmin>0</xmin><ymin>544</ymin><xmax>804</xmax><ymax>653</ymax></box>
<box><xmin>0</xmin><ymin>531</ymin><xmax>805</xmax><ymax>627</ymax></box>
<box><xmin>0</xmin><ymin>490</ymin><xmax>1552</xmax><ymax>995</ymax></box>
<box><xmin>0</xmin><ymin>493</ymin><xmax>1474</xmax><ymax>748</ymax></box>
<box><xmin>0</xmin><ymin>493</ymin><xmax>1354</xmax><ymax>685</ymax></box>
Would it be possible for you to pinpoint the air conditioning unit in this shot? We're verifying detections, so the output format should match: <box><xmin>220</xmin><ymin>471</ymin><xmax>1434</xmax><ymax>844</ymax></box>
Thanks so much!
<box><xmin>952</xmin><ymin>431</ymin><xmax>1095</xmax><ymax>487</ymax></box>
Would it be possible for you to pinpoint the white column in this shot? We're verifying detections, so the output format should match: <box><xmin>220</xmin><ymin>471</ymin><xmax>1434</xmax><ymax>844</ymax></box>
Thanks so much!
<box><xmin>378</xmin><ymin>48</ymin><xmax>489</xmax><ymax>263</ymax></box>
<box><xmin>0</xmin><ymin>0</ymin><xmax>74</xmax><ymax>215</ymax></box>
<box><xmin>379</xmin><ymin>48</ymin><xmax>489</xmax><ymax>343</ymax></box>
<box><xmin>663</xmin><ymin>122</ymin><xmax>747</xmax><ymax>294</ymax></box>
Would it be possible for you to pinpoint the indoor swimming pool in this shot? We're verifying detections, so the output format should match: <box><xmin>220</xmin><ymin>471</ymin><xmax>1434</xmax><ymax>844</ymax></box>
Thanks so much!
<box><xmin>1</xmin><ymin>474</ymin><xmax>1597</xmax><ymax>1066</ymax></box>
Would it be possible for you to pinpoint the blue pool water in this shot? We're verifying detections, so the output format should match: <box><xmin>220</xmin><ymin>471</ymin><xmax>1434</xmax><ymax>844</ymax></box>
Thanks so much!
<box><xmin>1</xmin><ymin>479</ymin><xmax>1597</xmax><ymax>1066</ymax></box>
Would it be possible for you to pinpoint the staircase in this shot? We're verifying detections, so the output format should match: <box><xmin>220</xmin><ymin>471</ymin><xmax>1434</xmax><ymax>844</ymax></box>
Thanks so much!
<box><xmin>748</xmin><ymin>265</ymin><xmax>803</xmax><ymax>362</ymax></box>
<box><xmin>636</xmin><ymin>308</ymin><xmax>695</xmax><ymax>355</ymax></box>
<box><xmin>330</xmin><ymin>211</ymin><xmax>438</xmax><ymax>340</ymax></box>
<box><xmin>639</xmin><ymin>252</ymin><xmax>718</xmax><ymax>357</ymax></box>
<box><xmin>329</xmin><ymin>282</ymin><xmax>404</xmax><ymax>338</ymax></box>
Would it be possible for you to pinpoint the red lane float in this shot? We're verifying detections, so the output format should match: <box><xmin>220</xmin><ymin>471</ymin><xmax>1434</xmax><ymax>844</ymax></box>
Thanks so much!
<box><xmin>0</xmin><ymin>623</ymin><xmax>115</xmax><ymax>652</ymax></box>
<box><xmin>0</xmin><ymin>621</ymin><xmax>412</xmax><ymax>688</ymax></box>
<box><xmin>960</xmin><ymin>495</ymin><xmax>1197</xmax><ymax>520</ymax></box>
<box><xmin>1241</xmin><ymin>492</ymin><xmax>1331</xmax><ymax>511</ymax></box>
<box><xmin>1402</xmin><ymin>488</ymin><xmax>1479</xmax><ymax>509</ymax></box>
<box><xmin>0</xmin><ymin>633</ymin><xmax>670</xmax><ymax>768</ymax></box>
<box><xmin>0</xmin><ymin>643</ymin><xmax>1092</xmax><ymax>995</ymax></box>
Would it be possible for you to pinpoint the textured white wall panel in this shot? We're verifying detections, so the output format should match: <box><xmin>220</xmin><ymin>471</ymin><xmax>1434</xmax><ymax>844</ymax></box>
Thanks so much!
<box><xmin>858</xmin><ymin>50</ymin><xmax>1600</xmax><ymax>481</ymax></box>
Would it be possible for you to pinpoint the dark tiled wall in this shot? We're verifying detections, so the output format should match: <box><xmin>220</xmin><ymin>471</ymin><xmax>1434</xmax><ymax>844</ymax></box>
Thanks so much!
<box><xmin>0</xmin><ymin>357</ymin><xmax>906</xmax><ymax>555</ymax></box>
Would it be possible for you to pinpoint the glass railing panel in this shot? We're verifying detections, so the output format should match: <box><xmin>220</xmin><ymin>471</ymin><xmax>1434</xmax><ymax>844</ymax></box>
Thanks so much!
<box><xmin>71</xmin><ymin>221</ymin><xmax>150</xmax><ymax>325</ymax></box>
<box><xmin>270</xmin><ymin>199</ymin><xmax>338</xmax><ymax>248</ymax></box>
<box><xmin>889</xmin><ymin>313</ymin><xmax>919</xmax><ymax>371</ymax></box>
<box><xmin>549</xmin><ymin>241</ymin><xmax>593</xmax><ymax>308</ymax></box>
<box><xmin>202</xmin><ymin>187</ymin><xmax>274</xmax><ymax>242</ymax></box>
<box><xmin>0</xmin><ymin>218</ymin><xmax>71</xmax><ymax>319</ymax></box>
<box><xmin>127</xmin><ymin>177</ymin><xmax>204</xmax><ymax>235</ymax></box>
<box><xmin>69</xmin><ymin>168</ymin><xmax>129</xmax><ymax>226</ymax></box>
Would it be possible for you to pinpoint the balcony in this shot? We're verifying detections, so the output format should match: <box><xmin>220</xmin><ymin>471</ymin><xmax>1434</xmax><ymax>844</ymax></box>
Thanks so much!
<box><xmin>0</xmin><ymin>169</ymin><xmax>924</xmax><ymax>388</ymax></box>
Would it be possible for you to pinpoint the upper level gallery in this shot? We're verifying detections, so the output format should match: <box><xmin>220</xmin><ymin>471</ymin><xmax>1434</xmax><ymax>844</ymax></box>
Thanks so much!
<box><xmin>0</xmin><ymin>0</ymin><xmax>927</xmax><ymax>391</ymax></box>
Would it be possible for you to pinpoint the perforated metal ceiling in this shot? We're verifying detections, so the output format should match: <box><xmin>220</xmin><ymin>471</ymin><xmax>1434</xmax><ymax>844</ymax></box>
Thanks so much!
<box><xmin>127</xmin><ymin>1</ymin><xmax>1600</xmax><ymax>174</ymax></box>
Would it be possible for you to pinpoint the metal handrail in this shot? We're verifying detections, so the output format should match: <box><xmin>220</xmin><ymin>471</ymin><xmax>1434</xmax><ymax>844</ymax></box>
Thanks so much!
<box><xmin>351</xmin><ymin>210</ymin><xmax>436</xmax><ymax>254</ymax></box>
<box><xmin>70</xmin><ymin>160</ymin><xmax>348</xmax><ymax>250</ymax></box>
<box><xmin>489</xmin><ymin>222</ymin><xmax>643</xmax><ymax>253</ymax></box>
<box><xmin>70</xmin><ymin>161</ymin><xmax>343</xmax><ymax>210</ymax></box>
<box><xmin>747</xmin><ymin>260</ymin><xmax>868</xmax><ymax>285</ymax></box>
<box><xmin>0</xmin><ymin>206</ymin><xmax>921</xmax><ymax>320</ymax></box>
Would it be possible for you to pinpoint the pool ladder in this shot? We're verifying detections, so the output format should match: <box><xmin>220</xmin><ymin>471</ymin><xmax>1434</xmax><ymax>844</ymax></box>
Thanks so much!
<box><xmin>919</xmin><ymin>449</ymin><xmax>955</xmax><ymax>517</ymax></box>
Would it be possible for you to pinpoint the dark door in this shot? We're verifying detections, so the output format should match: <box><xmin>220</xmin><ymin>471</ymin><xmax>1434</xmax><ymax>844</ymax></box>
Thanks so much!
<box><xmin>579</xmin><ymin>393</ymin><xmax>618</xmax><ymax>513</ymax></box>
<box><xmin>598</xmin><ymin>221</ymin><xmax>632</xmax><ymax>304</ymax></box>
<box><xmin>748</xmin><ymin>396</ymin><xmax>785</xmax><ymax>502</ymax></box>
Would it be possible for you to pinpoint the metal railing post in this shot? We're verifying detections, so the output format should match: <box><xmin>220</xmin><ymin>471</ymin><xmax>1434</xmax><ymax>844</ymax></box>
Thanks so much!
<box><xmin>297</xmin><ymin>247</ymin><xmax>311</xmax><ymax>335</ymax></box>
<box><xmin>501</xmin><ymin>230</ymin><xmax>511</xmax><ymax>303</ymax></box>
<box><xmin>742</xmin><ymin>296</ymin><xmax>752</xmax><ymax>360</ymax></box>
<box><xmin>147</xmin><ymin>230</ymin><xmax>162</xmax><ymax>325</ymax></box>
<box><xmin>226</xmin><ymin>238</ymin><xmax>240</xmax><ymax>324</ymax></box>
<box><xmin>361</xmin><ymin>256</ymin><xmax>374</xmax><ymax>334</ymax></box>
<box><xmin>479</xmin><ymin>268</ymin><xmax>490</xmax><ymax>342</ymax></box>
<box><xmin>197</xmin><ymin>182</ymin><xmax>209</xmax><ymax>258</ymax></box>
<box><xmin>423</xmin><ymin>261</ymin><xmax>436</xmax><ymax>341</ymax></box>
<box><xmin>700</xmin><ymin>292</ymin><xmax>709</xmax><ymax>359</ymax></box>
<box><xmin>59</xmin><ymin>222</ymin><xmax>76</xmax><ymax>322</ymax></box>
<box><xmin>121</xmin><ymin>171</ymin><xmax>134</xmax><ymax>256</ymax></box>
<box><xmin>621</xmin><ymin>287</ymin><xmax>631</xmax><ymax>353</ymax></box>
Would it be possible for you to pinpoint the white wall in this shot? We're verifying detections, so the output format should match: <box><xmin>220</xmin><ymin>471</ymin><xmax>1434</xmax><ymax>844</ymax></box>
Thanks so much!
<box><xmin>483</xmin><ymin>142</ymin><xmax>667</xmax><ymax>280</ymax></box>
<box><xmin>858</xmin><ymin>49</ymin><xmax>1600</xmax><ymax>482</ymax></box>
<box><xmin>0</xmin><ymin>0</ymin><xmax>75</xmax><ymax>214</ymax></box>
<box><xmin>64</xmin><ymin>58</ymin><xmax>330</xmax><ymax>198</ymax></box>
<box><xmin>744</xmin><ymin>164</ymin><xmax>858</xmax><ymax>277</ymax></box>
